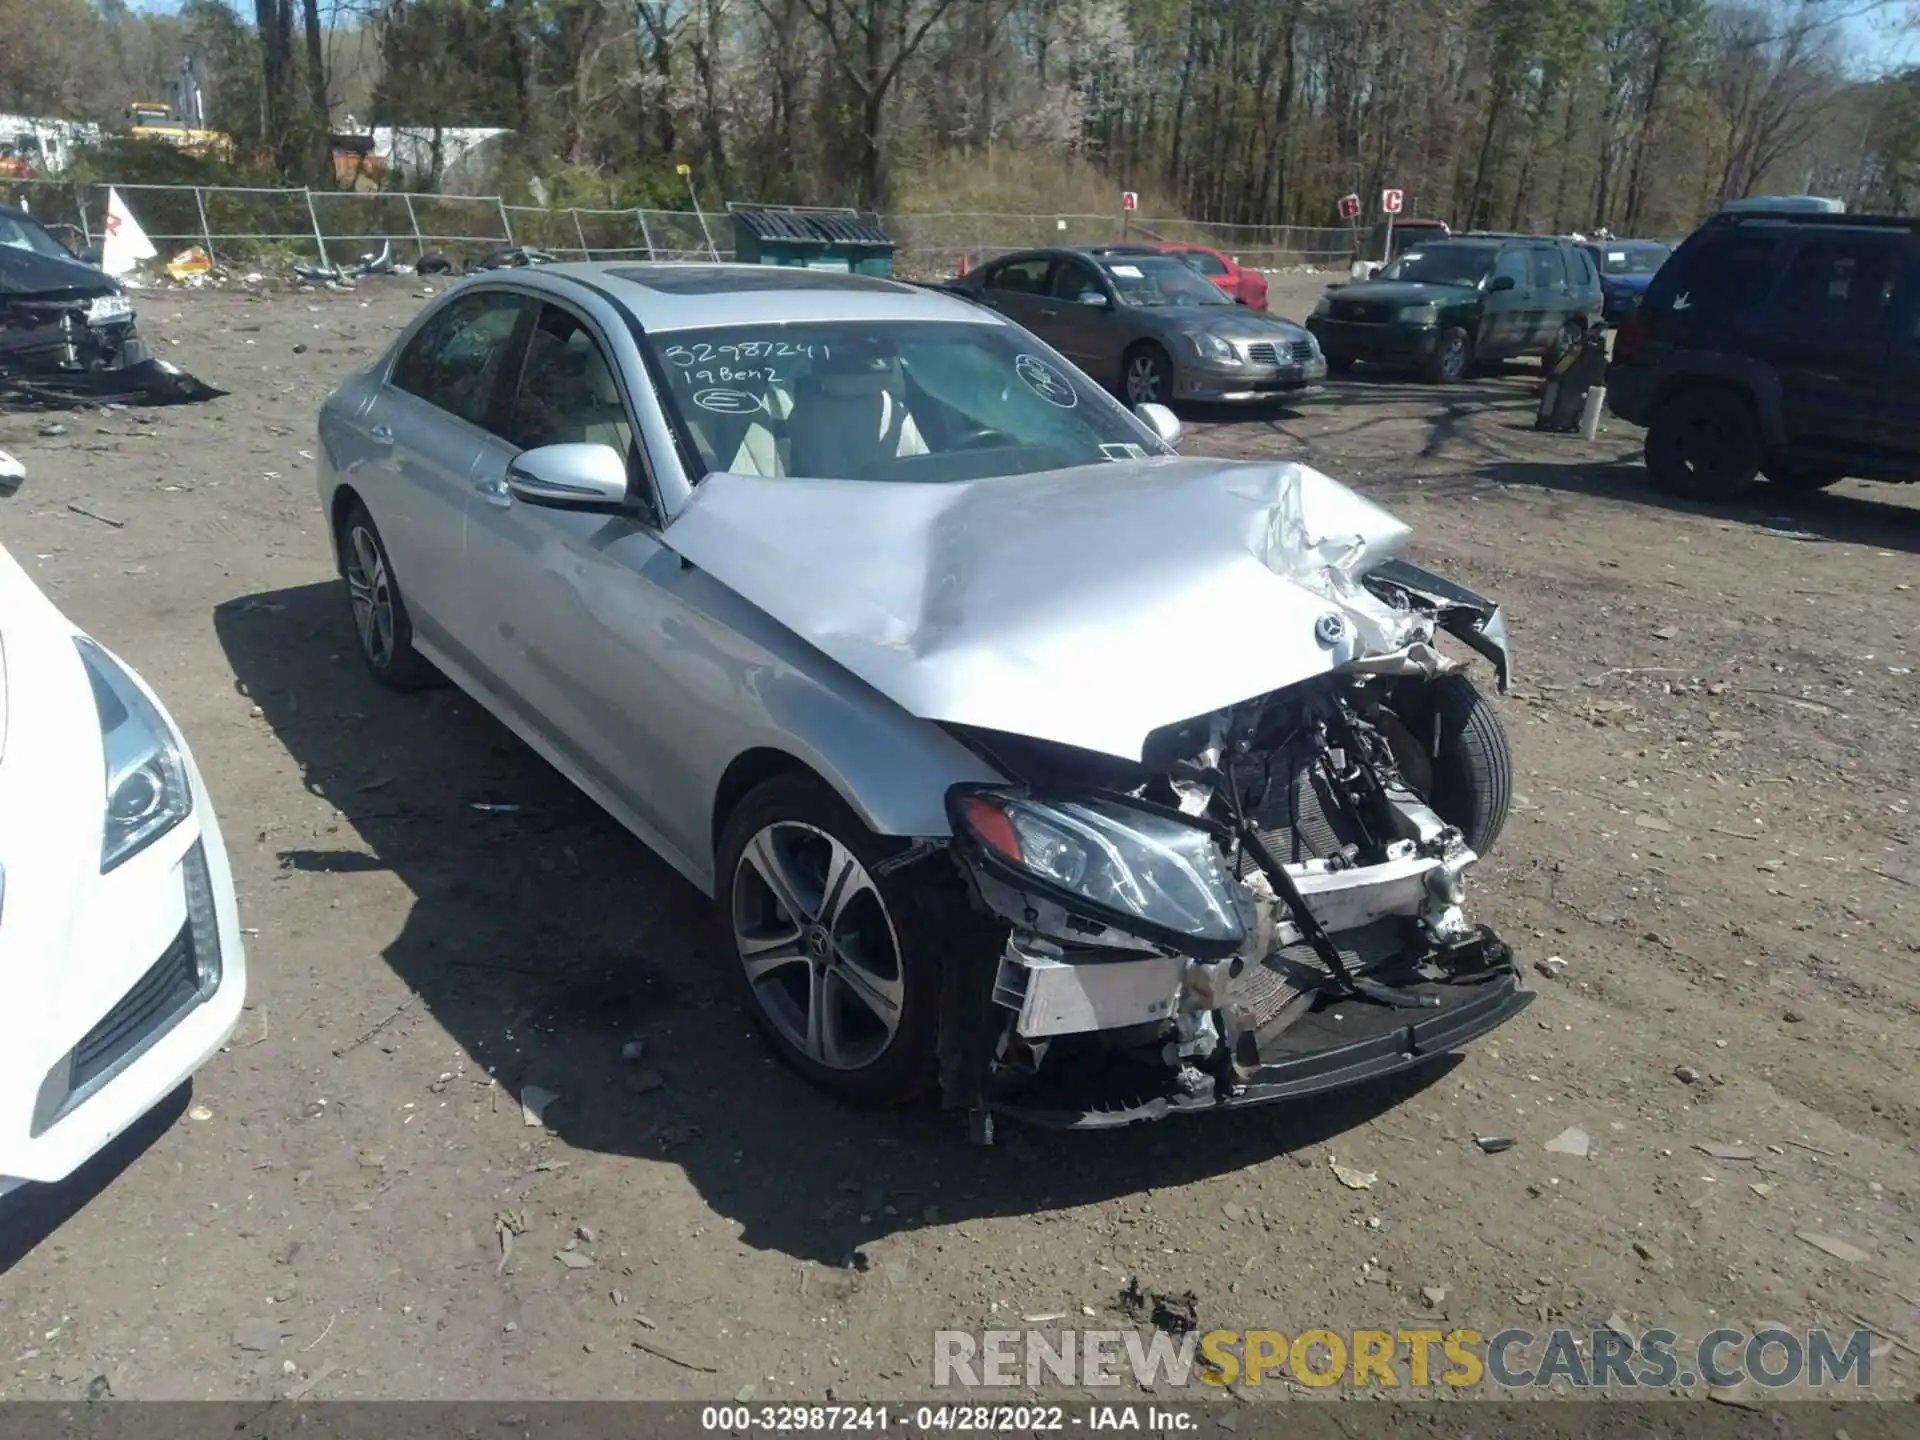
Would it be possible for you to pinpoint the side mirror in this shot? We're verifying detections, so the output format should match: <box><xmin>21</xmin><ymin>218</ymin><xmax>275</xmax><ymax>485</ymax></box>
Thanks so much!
<box><xmin>1078</xmin><ymin>291</ymin><xmax>1110</xmax><ymax>308</ymax></box>
<box><xmin>1488</xmin><ymin>274</ymin><xmax>1517</xmax><ymax>292</ymax></box>
<box><xmin>1134</xmin><ymin>402</ymin><xmax>1182</xmax><ymax>450</ymax></box>
<box><xmin>505</xmin><ymin>442</ymin><xmax>630</xmax><ymax>511</ymax></box>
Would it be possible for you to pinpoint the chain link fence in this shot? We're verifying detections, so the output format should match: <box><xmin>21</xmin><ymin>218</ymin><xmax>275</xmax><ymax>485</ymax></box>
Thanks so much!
<box><xmin>0</xmin><ymin>178</ymin><xmax>1352</xmax><ymax>274</ymax></box>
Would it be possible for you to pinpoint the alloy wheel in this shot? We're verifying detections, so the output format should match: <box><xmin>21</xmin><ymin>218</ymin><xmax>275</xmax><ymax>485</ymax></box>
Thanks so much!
<box><xmin>1439</xmin><ymin>332</ymin><xmax>1469</xmax><ymax>381</ymax></box>
<box><xmin>730</xmin><ymin>821</ymin><xmax>906</xmax><ymax>1071</ymax></box>
<box><xmin>1126</xmin><ymin>353</ymin><xmax>1165</xmax><ymax>404</ymax></box>
<box><xmin>345</xmin><ymin>524</ymin><xmax>395</xmax><ymax>668</ymax></box>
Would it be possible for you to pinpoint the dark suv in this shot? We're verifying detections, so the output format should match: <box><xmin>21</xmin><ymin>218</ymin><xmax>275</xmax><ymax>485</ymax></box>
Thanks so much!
<box><xmin>1307</xmin><ymin>235</ymin><xmax>1603</xmax><ymax>383</ymax></box>
<box><xmin>1606</xmin><ymin>211</ymin><xmax>1920</xmax><ymax>498</ymax></box>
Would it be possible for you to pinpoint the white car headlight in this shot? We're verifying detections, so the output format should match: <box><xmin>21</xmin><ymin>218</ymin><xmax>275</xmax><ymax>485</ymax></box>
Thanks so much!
<box><xmin>75</xmin><ymin>637</ymin><xmax>192</xmax><ymax>872</ymax></box>
<box><xmin>1190</xmin><ymin>332</ymin><xmax>1241</xmax><ymax>363</ymax></box>
<box><xmin>1397</xmin><ymin>304</ymin><xmax>1441</xmax><ymax>325</ymax></box>
<box><xmin>951</xmin><ymin>790</ymin><xmax>1245</xmax><ymax>953</ymax></box>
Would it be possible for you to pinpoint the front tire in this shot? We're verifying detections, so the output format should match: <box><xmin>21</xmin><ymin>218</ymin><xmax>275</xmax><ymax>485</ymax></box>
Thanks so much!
<box><xmin>1384</xmin><ymin>674</ymin><xmax>1514</xmax><ymax>859</ymax></box>
<box><xmin>1645</xmin><ymin>387</ymin><xmax>1761</xmax><ymax>500</ymax></box>
<box><xmin>716</xmin><ymin>773</ymin><xmax>976</xmax><ymax>1105</ymax></box>
<box><xmin>1123</xmin><ymin>344</ymin><xmax>1173</xmax><ymax>406</ymax></box>
<box><xmin>338</xmin><ymin>501</ymin><xmax>442</xmax><ymax>691</ymax></box>
<box><xmin>1420</xmin><ymin>327</ymin><xmax>1472</xmax><ymax>384</ymax></box>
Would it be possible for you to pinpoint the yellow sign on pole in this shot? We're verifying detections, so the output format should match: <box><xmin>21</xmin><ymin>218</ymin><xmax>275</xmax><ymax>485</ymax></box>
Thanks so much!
<box><xmin>675</xmin><ymin>163</ymin><xmax>691</xmax><ymax>177</ymax></box>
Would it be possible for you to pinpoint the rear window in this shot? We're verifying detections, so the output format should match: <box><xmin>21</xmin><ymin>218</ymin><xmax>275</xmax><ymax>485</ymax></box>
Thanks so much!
<box><xmin>1180</xmin><ymin>250</ymin><xmax>1230</xmax><ymax>276</ymax></box>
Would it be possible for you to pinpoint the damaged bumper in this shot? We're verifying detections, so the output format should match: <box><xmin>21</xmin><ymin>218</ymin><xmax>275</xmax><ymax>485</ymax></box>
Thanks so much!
<box><xmin>937</xmin><ymin>623</ymin><xmax>1529</xmax><ymax>1132</ymax></box>
<box><xmin>1</xmin><ymin>297</ymin><xmax>221</xmax><ymax>407</ymax></box>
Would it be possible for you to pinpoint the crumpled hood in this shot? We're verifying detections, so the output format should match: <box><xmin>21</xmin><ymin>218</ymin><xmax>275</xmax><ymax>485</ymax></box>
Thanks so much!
<box><xmin>666</xmin><ymin>457</ymin><xmax>1430</xmax><ymax>760</ymax></box>
<box><xmin>0</xmin><ymin>243</ymin><xmax>117</xmax><ymax>299</ymax></box>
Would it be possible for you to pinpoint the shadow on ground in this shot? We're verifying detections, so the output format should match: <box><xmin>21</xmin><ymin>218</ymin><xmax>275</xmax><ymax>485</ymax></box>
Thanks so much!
<box><xmin>0</xmin><ymin>1084</ymin><xmax>190</xmax><ymax>1277</ymax></box>
<box><xmin>216</xmin><ymin>581</ymin><xmax>1455</xmax><ymax>1264</ymax></box>
<box><xmin>1478</xmin><ymin>459</ymin><xmax>1920</xmax><ymax>556</ymax></box>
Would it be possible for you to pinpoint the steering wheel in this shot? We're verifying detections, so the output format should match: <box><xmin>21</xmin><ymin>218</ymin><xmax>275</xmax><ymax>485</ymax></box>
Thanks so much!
<box><xmin>951</xmin><ymin>427</ymin><xmax>1013</xmax><ymax>452</ymax></box>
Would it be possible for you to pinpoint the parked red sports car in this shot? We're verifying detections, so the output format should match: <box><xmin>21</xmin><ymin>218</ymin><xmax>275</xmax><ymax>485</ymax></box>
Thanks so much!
<box><xmin>1090</xmin><ymin>242</ymin><xmax>1269</xmax><ymax>309</ymax></box>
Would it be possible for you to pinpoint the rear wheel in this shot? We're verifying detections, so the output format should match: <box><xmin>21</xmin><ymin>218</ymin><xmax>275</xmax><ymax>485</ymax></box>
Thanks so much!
<box><xmin>338</xmin><ymin>501</ymin><xmax>442</xmax><ymax>691</ymax></box>
<box><xmin>1542</xmin><ymin>319</ymin><xmax>1584</xmax><ymax>371</ymax></box>
<box><xmin>1644</xmin><ymin>387</ymin><xmax>1761</xmax><ymax>501</ymax></box>
<box><xmin>1420</xmin><ymin>327</ymin><xmax>1472</xmax><ymax>384</ymax></box>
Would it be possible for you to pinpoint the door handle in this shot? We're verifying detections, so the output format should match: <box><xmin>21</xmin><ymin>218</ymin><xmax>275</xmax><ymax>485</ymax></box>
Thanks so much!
<box><xmin>368</xmin><ymin>423</ymin><xmax>394</xmax><ymax>445</ymax></box>
<box><xmin>1039</xmin><ymin>307</ymin><xmax>1061</xmax><ymax>318</ymax></box>
<box><xmin>473</xmin><ymin>476</ymin><xmax>512</xmax><ymax>508</ymax></box>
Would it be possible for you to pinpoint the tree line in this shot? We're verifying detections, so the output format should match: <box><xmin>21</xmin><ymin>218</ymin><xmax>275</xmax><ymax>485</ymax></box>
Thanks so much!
<box><xmin>1</xmin><ymin>0</ymin><xmax>1916</xmax><ymax>232</ymax></box>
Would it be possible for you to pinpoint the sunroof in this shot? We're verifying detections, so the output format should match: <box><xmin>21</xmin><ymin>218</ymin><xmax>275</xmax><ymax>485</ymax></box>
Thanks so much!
<box><xmin>607</xmin><ymin>266</ymin><xmax>913</xmax><ymax>295</ymax></box>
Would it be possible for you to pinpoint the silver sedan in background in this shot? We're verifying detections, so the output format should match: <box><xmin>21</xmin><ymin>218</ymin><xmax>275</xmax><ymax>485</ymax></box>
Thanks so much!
<box><xmin>948</xmin><ymin>247</ymin><xmax>1326</xmax><ymax>406</ymax></box>
<box><xmin>314</xmin><ymin>264</ymin><xmax>1526</xmax><ymax>1136</ymax></box>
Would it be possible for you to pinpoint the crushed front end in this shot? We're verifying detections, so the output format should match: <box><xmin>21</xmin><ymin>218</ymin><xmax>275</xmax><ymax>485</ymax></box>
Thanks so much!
<box><xmin>938</xmin><ymin>569</ymin><xmax>1530</xmax><ymax>1132</ymax></box>
<box><xmin>0</xmin><ymin>290</ymin><xmax>220</xmax><ymax>407</ymax></box>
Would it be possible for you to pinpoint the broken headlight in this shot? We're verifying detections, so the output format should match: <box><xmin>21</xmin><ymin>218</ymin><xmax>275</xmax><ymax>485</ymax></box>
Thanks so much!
<box><xmin>949</xmin><ymin>788</ymin><xmax>1244</xmax><ymax>956</ymax></box>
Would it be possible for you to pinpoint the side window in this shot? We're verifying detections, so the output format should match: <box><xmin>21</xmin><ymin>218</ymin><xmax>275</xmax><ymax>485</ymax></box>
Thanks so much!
<box><xmin>1049</xmin><ymin>258</ymin><xmax>1104</xmax><ymax>301</ymax></box>
<box><xmin>1569</xmin><ymin>247</ymin><xmax>1598</xmax><ymax>287</ymax></box>
<box><xmin>1185</xmin><ymin>250</ymin><xmax>1230</xmax><ymax>276</ymax></box>
<box><xmin>987</xmin><ymin>257</ymin><xmax>1051</xmax><ymax>294</ymax></box>
<box><xmin>390</xmin><ymin>291</ymin><xmax>527</xmax><ymax>430</ymax></box>
<box><xmin>505</xmin><ymin>305</ymin><xmax>636</xmax><ymax>459</ymax></box>
<box><xmin>1656</xmin><ymin>232</ymin><xmax>1779</xmax><ymax>324</ymax></box>
<box><xmin>1528</xmin><ymin>245</ymin><xmax>1565</xmax><ymax>291</ymax></box>
<box><xmin>1492</xmin><ymin>248</ymin><xmax>1527</xmax><ymax>288</ymax></box>
<box><xmin>1775</xmin><ymin>239</ymin><xmax>1898</xmax><ymax>339</ymax></box>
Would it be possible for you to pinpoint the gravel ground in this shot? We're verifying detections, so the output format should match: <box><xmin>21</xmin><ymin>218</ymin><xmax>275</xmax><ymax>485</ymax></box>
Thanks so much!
<box><xmin>0</xmin><ymin>273</ymin><xmax>1914</xmax><ymax>1404</ymax></box>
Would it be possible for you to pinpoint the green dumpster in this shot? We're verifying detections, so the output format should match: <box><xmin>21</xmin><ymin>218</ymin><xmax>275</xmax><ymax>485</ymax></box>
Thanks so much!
<box><xmin>730</xmin><ymin>206</ymin><xmax>897</xmax><ymax>277</ymax></box>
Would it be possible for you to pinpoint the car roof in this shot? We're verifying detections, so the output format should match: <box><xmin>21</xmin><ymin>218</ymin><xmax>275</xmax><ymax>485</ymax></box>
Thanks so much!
<box><xmin>506</xmin><ymin>261</ymin><xmax>998</xmax><ymax>331</ymax></box>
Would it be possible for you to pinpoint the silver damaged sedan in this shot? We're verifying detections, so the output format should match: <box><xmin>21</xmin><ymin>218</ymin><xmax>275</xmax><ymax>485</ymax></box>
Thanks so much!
<box><xmin>315</xmin><ymin>264</ymin><xmax>1530</xmax><ymax>1135</ymax></box>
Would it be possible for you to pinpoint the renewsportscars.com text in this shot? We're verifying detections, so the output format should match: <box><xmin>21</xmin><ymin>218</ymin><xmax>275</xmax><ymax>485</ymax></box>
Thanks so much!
<box><xmin>932</xmin><ymin>1326</ymin><xmax>1875</xmax><ymax>1391</ymax></box>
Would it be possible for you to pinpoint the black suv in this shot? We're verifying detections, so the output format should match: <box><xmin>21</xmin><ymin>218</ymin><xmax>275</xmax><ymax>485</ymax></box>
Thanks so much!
<box><xmin>1606</xmin><ymin>211</ymin><xmax>1920</xmax><ymax>498</ymax></box>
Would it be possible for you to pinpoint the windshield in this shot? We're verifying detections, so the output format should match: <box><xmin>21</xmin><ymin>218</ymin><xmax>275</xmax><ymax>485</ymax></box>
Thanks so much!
<box><xmin>0</xmin><ymin>212</ymin><xmax>73</xmax><ymax>260</ymax></box>
<box><xmin>1594</xmin><ymin>244</ymin><xmax>1669</xmax><ymax>276</ymax></box>
<box><xmin>649</xmin><ymin>320</ymin><xmax>1167</xmax><ymax>483</ymax></box>
<box><xmin>1098</xmin><ymin>255</ymin><xmax>1233</xmax><ymax>307</ymax></box>
<box><xmin>1379</xmin><ymin>244</ymin><xmax>1494</xmax><ymax>287</ymax></box>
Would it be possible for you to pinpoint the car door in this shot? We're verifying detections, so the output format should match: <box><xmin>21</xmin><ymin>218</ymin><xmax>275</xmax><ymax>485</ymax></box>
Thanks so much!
<box><xmin>458</xmin><ymin>298</ymin><xmax>674</xmax><ymax>834</ymax></box>
<box><xmin>1040</xmin><ymin>255</ymin><xmax>1119</xmax><ymax>377</ymax></box>
<box><xmin>356</xmin><ymin>287</ymin><xmax>530</xmax><ymax>658</ymax></box>
<box><xmin>1478</xmin><ymin>247</ymin><xmax>1530</xmax><ymax>356</ymax></box>
<box><xmin>1756</xmin><ymin>234</ymin><xmax>1900</xmax><ymax>460</ymax></box>
<box><xmin>974</xmin><ymin>255</ymin><xmax>1056</xmax><ymax>337</ymax></box>
<box><xmin>1525</xmin><ymin>243</ymin><xmax>1570</xmax><ymax>349</ymax></box>
<box><xmin>1874</xmin><ymin>245</ymin><xmax>1920</xmax><ymax>460</ymax></box>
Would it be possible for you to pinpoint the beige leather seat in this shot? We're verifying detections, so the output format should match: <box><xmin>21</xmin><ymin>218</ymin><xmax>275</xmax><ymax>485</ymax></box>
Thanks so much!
<box><xmin>786</xmin><ymin>365</ymin><xmax>926</xmax><ymax>479</ymax></box>
<box><xmin>575</xmin><ymin>342</ymin><xmax>633</xmax><ymax>453</ymax></box>
<box><xmin>685</xmin><ymin>387</ymin><xmax>789</xmax><ymax>477</ymax></box>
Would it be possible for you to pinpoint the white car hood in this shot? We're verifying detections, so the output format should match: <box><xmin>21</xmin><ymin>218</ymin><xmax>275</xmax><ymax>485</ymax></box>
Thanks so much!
<box><xmin>666</xmin><ymin>457</ymin><xmax>1432</xmax><ymax>761</ymax></box>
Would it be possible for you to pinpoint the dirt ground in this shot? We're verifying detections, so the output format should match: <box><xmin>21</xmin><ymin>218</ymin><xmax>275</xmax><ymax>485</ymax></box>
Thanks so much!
<box><xmin>0</xmin><ymin>271</ymin><xmax>1915</xmax><ymax>1404</ymax></box>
